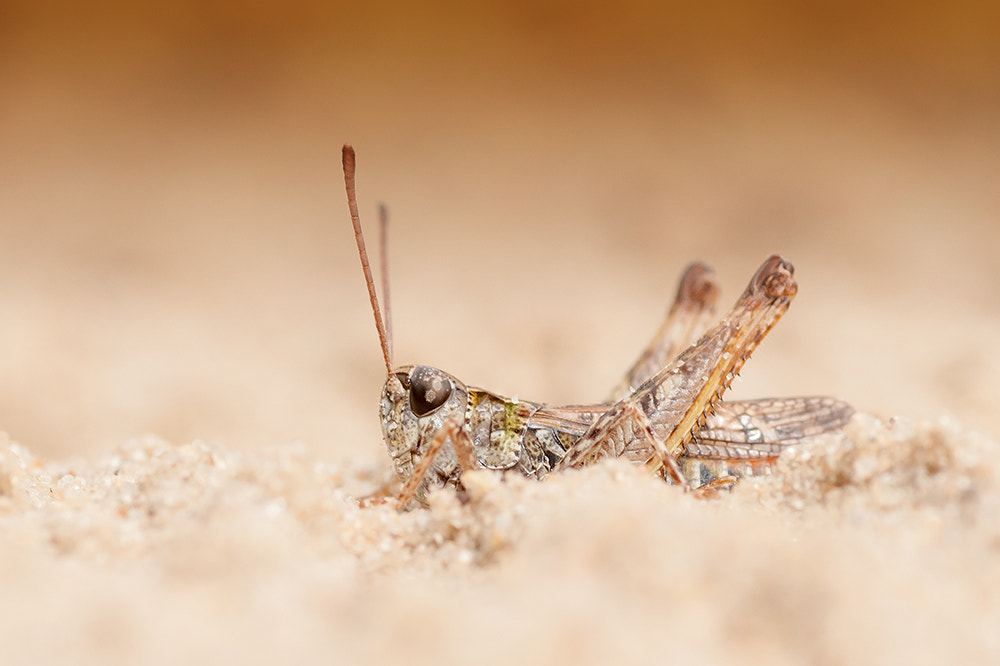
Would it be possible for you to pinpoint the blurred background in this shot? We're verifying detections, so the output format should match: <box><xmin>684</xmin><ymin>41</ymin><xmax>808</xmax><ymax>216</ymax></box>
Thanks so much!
<box><xmin>1</xmin><ymin>0</ymin><xmax>998</xmax><ymax>460</ymax></box>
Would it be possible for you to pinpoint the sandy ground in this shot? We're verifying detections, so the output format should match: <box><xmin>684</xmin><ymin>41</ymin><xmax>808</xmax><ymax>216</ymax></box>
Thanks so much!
<box><xmin>2</xmin><ymin>1</ymin><xmax>1000</xmax><ymax>663</ymax></box>
<box><xmin>3</xmin><ymin>415</ymin><xmax>1000</xmax><ymax>664</ymax></box>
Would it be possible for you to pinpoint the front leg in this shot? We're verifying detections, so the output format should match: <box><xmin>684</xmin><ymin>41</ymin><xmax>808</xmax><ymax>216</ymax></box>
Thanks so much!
<box><xmin>396</xmin><ymin>418</ymin><xmax>478</xmax><ymax>509</ymax></box>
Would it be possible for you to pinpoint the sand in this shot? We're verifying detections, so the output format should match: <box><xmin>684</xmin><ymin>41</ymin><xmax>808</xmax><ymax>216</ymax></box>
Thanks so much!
<box><xmin>3</xmin><ymin>1</ymin><xmax>1000</xmax><ymax>664</ymax></box>
<box><xmin>2</xmin><ymin>414</ymin><xmax>999</xmax><ymax>664</ymax></box>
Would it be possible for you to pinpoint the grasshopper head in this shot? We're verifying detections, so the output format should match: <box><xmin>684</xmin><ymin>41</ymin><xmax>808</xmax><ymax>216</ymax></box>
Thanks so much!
<box><xmin>342</xmin><ymin>146</ymin><xmax>473</xmax><ymax>502</ymax></box>
<box><xmin>380</xmin><ymin>365</ymin><xmax>470</xmax><ymax>496</ymax></box>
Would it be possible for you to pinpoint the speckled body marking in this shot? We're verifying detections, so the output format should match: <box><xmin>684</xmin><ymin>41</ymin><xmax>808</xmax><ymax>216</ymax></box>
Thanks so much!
<box><xmin>380</xmin><ymin>369</ymin><xmax>583</xmax><ymax>501</ymax></box>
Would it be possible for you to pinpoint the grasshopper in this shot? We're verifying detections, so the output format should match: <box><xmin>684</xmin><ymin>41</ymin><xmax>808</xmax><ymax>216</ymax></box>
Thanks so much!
<box><xmin>342</xmin><ymin>145</ymin><xmax>853</xmax><ymax>508</ymax></box>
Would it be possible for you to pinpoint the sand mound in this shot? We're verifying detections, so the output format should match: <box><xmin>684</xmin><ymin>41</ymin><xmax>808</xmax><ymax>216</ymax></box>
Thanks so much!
<box><xmin>2</xmin><ymin>414</ymin><xmax>997</xmax><ymax>665</ymax></box>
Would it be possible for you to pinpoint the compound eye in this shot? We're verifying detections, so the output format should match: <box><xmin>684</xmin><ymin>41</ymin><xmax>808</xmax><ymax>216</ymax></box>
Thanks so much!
<box><xmin>408</xmin><ymin>366</ymin><xmax>453</xmax><ymax>417</ymax></box>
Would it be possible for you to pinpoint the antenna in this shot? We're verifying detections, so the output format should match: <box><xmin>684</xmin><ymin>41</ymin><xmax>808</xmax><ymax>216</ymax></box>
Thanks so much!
<box><xmin>342</xmin><ymin>145</ymin><xmax>393</xmax><ymax>377</ymax></box>
<box><xmin>378</xmin><ymin>203</ymin><xmax>393</xmax><ymax>363</ymax></box>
